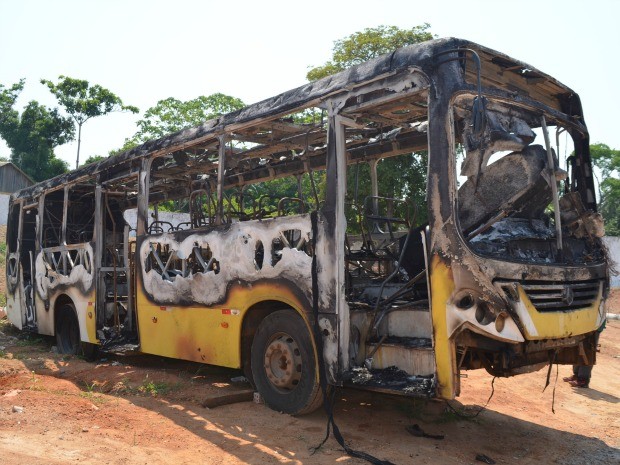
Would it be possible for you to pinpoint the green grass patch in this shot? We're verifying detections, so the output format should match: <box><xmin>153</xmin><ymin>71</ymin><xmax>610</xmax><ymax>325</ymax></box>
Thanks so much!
<box><xmin>16</xmin><ymin>336</ymin><xmax>44</xmax><ymax>347</ymax></box>
<box><xmin>139</xmin><ymin>379</ymin><xmax>171</xmax><ymax>397</ymax></box>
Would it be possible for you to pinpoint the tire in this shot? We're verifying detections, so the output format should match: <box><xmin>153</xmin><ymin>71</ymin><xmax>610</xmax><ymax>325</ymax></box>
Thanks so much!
<box><xmin>56</xmin><ymin>304</ymin><xmax>98</xmax><ymax>360</ymax></box>
<box><xmin>251</xmin><ymin>310</ymin><xmax>323</xmax><ymax>415</ymax></box>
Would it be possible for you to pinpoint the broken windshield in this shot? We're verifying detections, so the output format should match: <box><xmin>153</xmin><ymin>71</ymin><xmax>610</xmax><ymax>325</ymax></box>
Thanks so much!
<box><xmin>452</xmin><ymin>95</ymin><xmax>604</xmax><ymax>265</ymax></box>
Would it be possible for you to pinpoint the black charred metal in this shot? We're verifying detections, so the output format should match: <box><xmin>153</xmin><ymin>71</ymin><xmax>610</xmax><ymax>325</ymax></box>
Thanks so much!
<box><xmin>6</xmin><ymin>36</ymin><xmax>607</xmax><ymax>400</ymax></box>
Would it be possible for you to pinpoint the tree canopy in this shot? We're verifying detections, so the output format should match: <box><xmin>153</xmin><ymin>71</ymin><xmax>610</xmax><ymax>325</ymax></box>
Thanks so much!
<box><xmin>41</xmin><ymin>76</ymin><xmax>138</xmax><ymax>168</ymax></box>
<box><xmin>307</xmin><ymin>24</ymin><xmax>435</xmax><ymax>225</ymax></box>
<box><xmin>0</xmin><ymin>79</ymin><xmax>72</xmax><ymax>181</ymax></box>
<box><xmin>591</xmin><ymin>143</ymin><xmax>620</xmax><ymax>236</ymax></box>
<box><xmin>80</xmin><ymin>154</ymin><xmax>107</xmax><ymax>166</ymax></box>
<box><xmin>123</xmin><ymin>93</ymin><xmax>245</xmax><ymax>151</ymax></box>
<box><xmin>307</xmin><ymin>24</ymin><xmax>435</xmax><ymax>81</ymax></box>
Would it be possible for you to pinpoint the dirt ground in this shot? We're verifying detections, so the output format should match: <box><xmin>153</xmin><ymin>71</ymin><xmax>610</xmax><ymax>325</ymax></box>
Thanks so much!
<box><xmin>0</xmin><ymin>306</ymin><xmax>618</xmax><ymax>465</ymax></box>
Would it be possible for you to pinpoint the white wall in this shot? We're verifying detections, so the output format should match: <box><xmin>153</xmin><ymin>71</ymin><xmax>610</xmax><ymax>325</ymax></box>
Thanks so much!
<box><xmin>603</xmin><ymin>236</ymin><xmax>620</xmax><ymax>288</ymax></box>
<box><xmin>0</xmin><ymin>194</ymin><xmax>9</xmax><ymax>226</ymax></box>
<box><xmin>123</xmin><ymin>208</ymin><xmax>191</xmax><ymax>235</ymax></box>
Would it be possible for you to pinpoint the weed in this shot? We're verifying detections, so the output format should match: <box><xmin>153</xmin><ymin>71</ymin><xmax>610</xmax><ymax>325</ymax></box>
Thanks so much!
<box><xmin>79</xmin><ymin>390</ymin><xmax>107</xmax><ymax>404</ymax></box>
<box><xmin>30</xmin><ymin>370</ymin><xmax>42</xmax><ymax>391</ymax></box>
<box><xmin>0</xmin><ymin>318</ymin><xmax>21</xmax><ymax>336</ymax></box>
<box><xmin>83</xmin><ymin>381</ymin><xmax>97</xmax><ymax>393</ymax></box>
<box><xmin>0</xmin><ymin>349</ymin><xmax>6</xmax><ymax>358</ymax></box>
<box><xmin>139</xmin><ymin>379</ymin><xmax>170</xmax><ymax>397</ymax></box>
<box><xmin>110</xmin><ymin>378</ymin><xmax>132</xmax><ymax>395</ymax></box>
<box><xmin>16</xmin><ymin>336</ymin><xmax>44</xmax><ymax>347</ymax></box>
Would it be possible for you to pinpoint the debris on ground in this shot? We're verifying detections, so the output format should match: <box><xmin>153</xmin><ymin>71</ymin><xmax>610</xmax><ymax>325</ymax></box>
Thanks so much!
<box><xmin>202</xmin><ymin>389</ymin><xmax>254</xmax><ymax>409</ymax></box>
<box><xmin>475</xmin><ymin>453</ymin><xmax>496</xmax><ymax>464</ymax></box>
<box><xmin>405</xmin><ymin>424</ymin><xmax>444</xmax><ymax>440</ymax></box>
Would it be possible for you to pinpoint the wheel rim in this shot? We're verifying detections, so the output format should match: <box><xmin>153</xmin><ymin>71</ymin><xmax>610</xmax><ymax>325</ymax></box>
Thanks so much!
<box><xmin>263</xmin><ymin>332</ymin><xmax>302</xmax><ymax>391</ymax></box>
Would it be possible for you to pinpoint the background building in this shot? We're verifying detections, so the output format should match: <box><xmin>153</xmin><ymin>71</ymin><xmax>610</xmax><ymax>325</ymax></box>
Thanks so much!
<box><xmin>0</xmin><ymin>162</ymin><xmax>34</xmax><ymax>225</ymax></box>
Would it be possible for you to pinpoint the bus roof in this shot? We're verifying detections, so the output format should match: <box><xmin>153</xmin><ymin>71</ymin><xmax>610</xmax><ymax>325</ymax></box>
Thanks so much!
<box><xmin>12</xmin><ymin>37</ymin><xmax>579</xmax><ymax>201</ymax></box>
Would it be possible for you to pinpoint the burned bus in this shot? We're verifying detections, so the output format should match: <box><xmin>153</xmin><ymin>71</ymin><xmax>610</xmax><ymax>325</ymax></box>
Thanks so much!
<box><xmin>5</xmin><ymin>38</ymin><xmax>608</xmax><ymax>414</ymax></box>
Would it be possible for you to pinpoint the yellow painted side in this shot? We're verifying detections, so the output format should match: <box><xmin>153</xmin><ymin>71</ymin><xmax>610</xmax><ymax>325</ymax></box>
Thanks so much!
<box><xmin>429</xmin><ymin>255</ymin><xmax>457</xmax><ymax>399</ymax></box>
<box><xmin>84</xmin><ymin>291</ymin><xmax>98</xmax><ymax>343</ymax></box>
<box><xmin>136</xmin><ymin>282</ymin><xmax>307</xmax><ymax>368</ymax></box>
<box><xmin>517</xmin><ymin>286</ymin><xmax>601</xmax><ymax>340</ymax></box>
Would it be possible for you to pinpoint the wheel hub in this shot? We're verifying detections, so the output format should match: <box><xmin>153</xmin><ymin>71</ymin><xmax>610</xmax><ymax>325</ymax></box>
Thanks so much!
<box><xmin>263</xmin><ymin>333</ymin><xmax>302</xmax><ymax>391</ymax></box>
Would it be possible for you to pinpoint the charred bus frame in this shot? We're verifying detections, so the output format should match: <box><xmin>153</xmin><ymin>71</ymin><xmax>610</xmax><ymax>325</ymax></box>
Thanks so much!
<box><xmin>6</xmin><ymin>38</ymin><xmax>608</xmax><ymax>414</ymax></box>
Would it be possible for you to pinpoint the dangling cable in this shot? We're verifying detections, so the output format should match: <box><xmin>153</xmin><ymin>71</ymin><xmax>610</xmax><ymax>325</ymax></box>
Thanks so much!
<box><xmin>542</xmin><ymin>350</ymin><xmax>559</xmax><ymax>413</ymax></box>
<box><xmin>309</xmin><ymin>211</ymin><xmax>396</xmax><ymax>465</ymax></box>
<box><xmin>446</xmin><ymin>376</ymin><xmax>496</xmax><ymax>419</ymax></box>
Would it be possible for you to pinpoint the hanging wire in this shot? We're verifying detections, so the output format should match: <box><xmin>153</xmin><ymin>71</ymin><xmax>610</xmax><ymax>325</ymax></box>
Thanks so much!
<box><xmin>445</xmin><ymin>376</ymin><xmax>496</xmax><ymax>419</ymax></box>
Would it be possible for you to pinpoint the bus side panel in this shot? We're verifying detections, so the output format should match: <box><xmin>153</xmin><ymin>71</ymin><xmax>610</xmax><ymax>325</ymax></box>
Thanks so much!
<box><xmin>135</xmin><ymin>216</ymin><xmax>315</xmax><ymax>367</ymax></box>
<box><xmin>5</xmin><ymin>270</ymin><xmax>24</xmax><ymax>330</ymax></box>
<box><xmin>32</xmin><ymin>244</ymin><xmax>98</xmax><ymax>342</ymax></box>
<box><xmin>136</xmin><ymin>282</ymin><xmax>309</xmax><ymax>367</ymax></box>
<box><xmin>32</xmin><ymin>289</ymin><xmax>97</xmax><ymax>343</ymax></box>
<box><xmin>134</xmin><ymin>214</ymin><xmax>338</xmax><ymax>375</ymax></box>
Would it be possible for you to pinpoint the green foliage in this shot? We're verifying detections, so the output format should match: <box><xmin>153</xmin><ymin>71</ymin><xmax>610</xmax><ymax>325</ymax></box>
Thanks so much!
<box><xmin>139</xmin><ymin>378</ymin><xmax>171</xmax><ymax>396</ymax></box>
<box><xmin>126</xmin><ymin>93</ymin><xmax>245</xmax><ymax>148</ymax></box>
<box><xmin>41</xmin><ymin>76</ymin><xmax>139</xmax><ymax>126</ymax></box>
<box><xmin>306</xmin><ymin>25</ymin><xmax>435</xmax><ymax>227</ymax></box>
<box><xmin>346</xmin><ymin>153</ymin><xmax>428</xmax><ymax>232</ymax></box>
<box><xmin>16</xmin><ymin>335</ymin><xmax>44</xmax><ymax>347</ymax></box>
<box><xmin>0</xmin><ymin>79</ymin><xmax>72</xmax><ymax>181</ymax></box>
<box><xmin>591</xmin><ymin>143</ymin><xmax>620</xmax><ymax>235</ymax></box>
<box><xmin>236</xmin><ymin>172</ymin><xmax>325</xmax><ymax>217</ymax></box>
<box><xmin>41</xmin><ymin>75</ymin><xmax>139</xmax><ymax>167</ymax></box>
<box><xmin>307</xmin><ymin>24</ymin><xmax>435</xmax><ymax>81</ymax></box>
<box><xmin>80</xmin><ymin>154</ymin><xmax>107</xmax><ymax>166</ymax></box>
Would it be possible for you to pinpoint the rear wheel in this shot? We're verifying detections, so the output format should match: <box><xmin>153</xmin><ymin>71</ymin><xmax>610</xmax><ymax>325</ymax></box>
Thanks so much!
<box><xmin>56</xmin><ymin>304</ymin><xmax>98</xmax><ymax>360</ymax></box>
<box><xmin>251</xmin><ymin>310</ymin><xmax>322</xmax><ymax>415</ymax></box>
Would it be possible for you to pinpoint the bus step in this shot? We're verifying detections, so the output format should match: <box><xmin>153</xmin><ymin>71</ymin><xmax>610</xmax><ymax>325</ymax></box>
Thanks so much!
<box><xmin>366</xmin><ymin>336</ymin><xmax>434</xmax><ymax>376</ymax></box>
<box><xmin>343</xmin><ymin>366</ymin><xmax>435</xmax><ymax>397</ymax></box>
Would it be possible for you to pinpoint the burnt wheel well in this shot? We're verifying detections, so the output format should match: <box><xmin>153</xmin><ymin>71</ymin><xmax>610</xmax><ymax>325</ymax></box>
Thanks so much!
<box><xmin>241</xmin><ymin>300</ymin><xmax>300</xmax><ymax>386</ymax></box>
<box><xmin>53</xmin><ymin>295</ymin><xmax>76</xmax><ymax>333</ymax></box>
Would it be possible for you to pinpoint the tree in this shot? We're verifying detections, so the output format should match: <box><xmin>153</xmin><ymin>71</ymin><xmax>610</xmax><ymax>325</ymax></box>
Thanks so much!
<box><xmin>307</xmin><ymin>24</ymin><xmax>435</xmax><ymax>81</ymax></box>
<box><xmin>307</xmin><ymin>25</ymin><xmax>435</xmax><ymax>226</ymax></box>
<box><xmin>41</xmin><ymin>76</ymin><xmax>139</xmax><ymax>169</ymax></box>
<box><xmin>346</xmin><ymin>153</ymin><xmax>429</xmax><ymax>227</ymax></box>
<box><xmin>591</xmin><ymin>143</ymin><xmax>620</xmax><ymax>236</ymax></box>
<box><xmin>124</xmin><ymin>93</ymin><xmax>245</xmax><ymax>149</ymax></box>
<box><xmin>80</xmin><ymin>154</ymin><xmax>107</xmax><ymax>166</ymax></box>
<box><xmin>119</xmin><ymin>93</ymin><xmax>245</xmax><ymax>213</ymax></box>
<box><xmin>0</xmin><ymin>79</ymin><xmax>73</xmax><ymax>181</ymax></box>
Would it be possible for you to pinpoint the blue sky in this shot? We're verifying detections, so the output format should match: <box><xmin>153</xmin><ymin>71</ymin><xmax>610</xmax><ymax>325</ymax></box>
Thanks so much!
<box><xmin>1</xmin><ymin>0</ymin><xmax>618</xmax><ymax>167</ymax></box>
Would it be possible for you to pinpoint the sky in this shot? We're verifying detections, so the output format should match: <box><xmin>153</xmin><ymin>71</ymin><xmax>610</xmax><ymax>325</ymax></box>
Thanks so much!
<box><xmin>1</xmin><ymin>0</ymin><xmax>619</xmax><ymax>169</ymax></box>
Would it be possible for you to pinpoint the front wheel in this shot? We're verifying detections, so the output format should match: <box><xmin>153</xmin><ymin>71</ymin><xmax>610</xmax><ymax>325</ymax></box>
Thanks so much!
<box><xmin>251</xmin><ymin>310</ymin><xmax>322</xmax><ymax>415</ymax></box>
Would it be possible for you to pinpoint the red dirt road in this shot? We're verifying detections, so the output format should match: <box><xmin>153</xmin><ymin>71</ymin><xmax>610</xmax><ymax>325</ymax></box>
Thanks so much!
<box><xmin>0</xmin><ymin>314</ymin><xmax>618</xmax><ymax>465</ymax></box>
